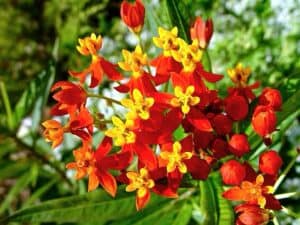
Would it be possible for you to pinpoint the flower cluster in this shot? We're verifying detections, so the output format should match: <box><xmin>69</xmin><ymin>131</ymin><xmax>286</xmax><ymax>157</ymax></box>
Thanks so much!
<box><xmin>42</xmin><ymin>0</ymin><xmax>284</xmax><ymax>223</ymax></box>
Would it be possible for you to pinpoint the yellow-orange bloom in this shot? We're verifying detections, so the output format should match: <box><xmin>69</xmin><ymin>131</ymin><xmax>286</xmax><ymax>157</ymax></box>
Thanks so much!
<box><xmin>170</xmin><ymin>85</ymin><xmax>200</xmax><ymax>114</ymax></box>
<box><xmin>126</xmin><ymin>168</ymin><xmax>154</xmax><ymax>210</ymax></box>
<box><xmin>118</xmin><ymin>45</ymin><xmax>147</xmax><ymax>78</ymax></box>
<box><xmin>227</xmin><ymin>63</ymin><xmax>251</xmax><ymax>87</ymax></box>
<box><xmin>42</xmin><ymin>120</ymin><xmax>66</xmax><ymax>148</ymax></box>
<box><xmin>172</xmin><ymin>39</ymin><xmax>203</xmax><ymax>72</ymax></box>
<box><xmin>66</xmin><ymin>143</ymin><xmax>99</xmax><ymax>192</ymax></box>
<box><xmin>76</xmin><ymin>33</ymin><xmax>102</xmax><ymax>56</ymax></box>
<box><xmin>153</xmin><ymin>27</ymin><xmax>179</xmax><ymax>56</ymax></box>
<box><xmin>121</xmin><ymin>89</ymin><xmax>154</xmax><ymax>120</ymax></box>
<box><xmin>105</xmin><ymin>116</ymin><xmax>136</xmax><ymax>146</ymax></box>
<box><xmin>160</xmin><ymin>141</ymin><xmax>193</xmax><ymax>173</ymax></box>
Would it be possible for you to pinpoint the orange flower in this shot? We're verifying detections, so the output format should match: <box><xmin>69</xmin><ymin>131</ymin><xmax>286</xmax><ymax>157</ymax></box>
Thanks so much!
<box><xmin>120</xmin><ymin>0</ymin><xmax>145</xmax><ymax>33</ymax></box>
<box><xmin>76</xmin><ymin>33</ymin><xmax>102</xmax><ymax>56</ymax></box>
<box><xmin>66</xmin><ymin>142</ymin><xmax>99</xmax><ymax>191</ymax></box>
<box><xmin>69</xmin><ymin>34</ymin><xmax>122</xmax><ymax>88</ymax></box>
<box><xmin>223</xmin><ymin>174</ymin><xmax>275</xmax><ymax>209</ymax></box>
<box><xmin>126</xmin><ymin>168</ymin><xmax>155</xmax><ymax>210</ymax></box>
<box><xmin>42</xmin><ymin>120</ymin><xmax>65</xmax><ymax>148</ymax></box>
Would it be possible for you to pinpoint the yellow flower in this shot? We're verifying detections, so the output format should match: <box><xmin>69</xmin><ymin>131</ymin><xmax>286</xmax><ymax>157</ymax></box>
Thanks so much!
<box><xmin>105</xmin><ymin>116</ymin><xmax>136</xmax><ymax>146</ymax></box>
<box><xmin>227</xmin><ymin>63</ymin><xmax>251</xmax><ymax>87</ymax></box>
<box><xmin>126</xmin><ymin>168</ymin><xmax>155</xmax><ymax>198</ymax></box>
<box><xmin>170</xmin><ymin>86</ymin><xmax>200</xmax><ymax>114</ymax></box>
<box><xmin>160</xmin><ymin>142</ymin><xmax>193</xmax><ymax>173</ymax></box>
<box><xmin>121</xmin><ymin>89</ymin><xmax>154</xmax><ymax>120</ymax></box>
<box><xmin>153</xmin><ymin>27</ymin><xmax>179</xmax><ymax>56</ymax></box>
<box><xmin>118</xmin><ymin>45</ymin><xmax>147</xmax><ymax>78</ymax></box>
<box><xmin>76</xmin><ymin>33</ymin><xmax>102</xmax><ymax>56</ymax></box>
<box><xmin>172</xmin><ymin>39</ymin><xmax>203</xmax><ymax>72</ymax></box>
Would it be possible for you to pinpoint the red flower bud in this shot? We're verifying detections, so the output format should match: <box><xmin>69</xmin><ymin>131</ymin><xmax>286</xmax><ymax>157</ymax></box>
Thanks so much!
<box><xmin>211</xmin><ymin>138</ymin><xmax>229</xmax><ymax>159</ymax></box>
<box><xmin>252</xmin><ymin>106</ymin><xmax>277</xmax><ymax>137</ymax></box>
<box><xmin>220</xmin><ymin>159</ymin><xmax>246</xmax><ymax>185</ymax></box>
<box><xmin>229</xmin><ymin>134</ymin><xmax>250</xmax><ymax>157</ymax></box>
<box><xmin>225</xmin><ymin>95</ymin><xmax>249</xmax><ymax>121</ymax></box>
<box><xmin>259</xmin><ymin>150</ymin><xmax>283</xmax><ymax>175</ymax></box>
<box><xmin>190</xmin><ymin>16</ymin><xmax>213</xmax><ymax>49</ymax></box>
<box><xmin>235</xmin><ymin>203</ymin><xmax>270</xmax><ymax>225</ymax></box>
<box><xmin>212</xmin><ymin>114</ymin><xmax>233</xmax><ymax>135</ymax></box>
<box><xmin>120</xmin><ymin>0</ymin><xmax>145</xmax><ymax>33</ymax></box>
<box><xmin>259</xmin><ymin>88</ymin><xmax>282</xmax><ymax>111</ymax></box>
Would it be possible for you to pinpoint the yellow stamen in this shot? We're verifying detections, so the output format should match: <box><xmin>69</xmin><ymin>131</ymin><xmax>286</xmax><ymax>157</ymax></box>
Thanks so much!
<box><xmin>126</xmin><ymin>168</ymin><xmax>155</xmax><ymax>197</ymax></box>
<box><xmin>105</xmin><ymin>116</ymin><xmax>136</xmax><ymax>146</ymax></box>
<box><xmin>160</xmin><ymin>141</ymin><xmax>193</xmax><ymax>173</ymax></box>
<box><xmin>121</xmin><ymin>89</ymin><xmax>154</xmax><ymax>120</ymax></box>
<box><xmin>227</xmin><ymin>63</ymin><xmax>251</xmax><ymax>87</ymax></box>
<box><xmin>170</xmin><ymin>86</ymin><xmax>200</xmax><ymax>114</ymax></box>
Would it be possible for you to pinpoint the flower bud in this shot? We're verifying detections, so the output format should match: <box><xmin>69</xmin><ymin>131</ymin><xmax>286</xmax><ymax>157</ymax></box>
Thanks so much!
<box><xmin>220</xmin><ymin>159</ymin><xmax>246</xmax><ymax>185</ymax></box>
<box><xmin>120</xmin><ymin>0</ymin><xmax>145</xmax><ymax>33</ymax></box>
<box><xmin>211</xmin><ymin>138</ymin><xmax>229</xmax><ymax>159</ymax></box>
<box><xmin>212</xmin><ymin>114</ymin><xmax>233</xmax><ymax>135</ymax></box>
<box><xmin>235</xmin><ymin>203</ymin><xmax>270</xmax><ymax>225</ymax></box>
<box><xmin>229</xmin><ymin>134</ymin><xmax>250</xmax><ymax>157</ymax></box>
<box><xmin>252</xmin><ymin>106</ymin><xmax>277</xmax><ymax>137</ymax></box>
<box><xmin>190</xmin><ymin>16</ymin><xmax>213</xmax><ymax>49</ymax></box>
<box><xmin>225</xmin><ymin>95</ymin><xmax>249</xmax><ymax>121</ymax></box>
<box><xmin>259</xmin><ymin>150</ymin><xmax>283</xmax><ymax>175</ymax></box>
<box><xmin>259</xmin><ymin>88</ymin><xmax>282</xmax><ymax>111</ymax></box>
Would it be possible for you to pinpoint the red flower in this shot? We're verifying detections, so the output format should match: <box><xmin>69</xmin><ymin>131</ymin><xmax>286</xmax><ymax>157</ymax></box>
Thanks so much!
<box><xmin>95</xmin><ymin>137</ymin><xmax>132</xmax><ymax>197</ymax></box>
<box><xmin>252</xmin><ymin>106</ymin><xmax>277</xmax><ymax>137</ymax></box>
<box><xmin>211</xmin><ymin>114</ymin><xmax>233</xmax><ymax>135</ymax></box>
<box><xmin>69</xmin><ymin>56</ymin><xmax>122</xmax><ymax>88</ymax></box>
<box><xmin>190</xmin><ymin>16</ymin><xmax>213</xmax><ymax>49</ymax></box>
<box><xmin>50</xmin><ymin>81</ymin><xmax>87</xmax><ymax>115</ymax></box>
<box><xmin>68</xmin><ymin>107</ymin><xmax>94</xmax><ymax>141</ymax></box>
<box><xmin>235</xmin><ymin>203</ymin><xmax>271</xmax><ymax>225</ymax></box>
<box><xmin>225</xmin><ymin>95</ymin><xmax>249</xmax><ymax>121</ymax></box>
<box><xmin>259</xmin><ymin>150</ymin><xmax>283</xmax><ymax>176</ymax></box>
<box><xmin>211</xmin><ymin>138</ymin><xmax>230</xmax><ymax>159</ymax></box>
<box><xmin>151</xmin><ymin>55</ymin><xmax>182</xmax><ymax>85</ymax></box>
<box><xmin>228</xmin><ymin>134</ymin><xmax>250</xmax><ymax>157</ymax></box>
<box><xmin>259</xmin><ymin>87</ymin><xmax>282</xmax><ymax>111</ymax></box>
<box><xmin>220</xmin><ymin>159</ymin><xmax>246</xmax><ymax>185</ymax></box>
<box><xmin>120</xmin><ymin>0</ymin><xmax>145</xmax><ymax>33</ymax></box>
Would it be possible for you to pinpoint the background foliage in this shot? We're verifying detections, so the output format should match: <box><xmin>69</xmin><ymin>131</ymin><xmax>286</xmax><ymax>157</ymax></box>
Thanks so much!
<box><xmin>0</xmin><ymin>0</ymin><xmax>299</xmax><ymax>224</ymax></box>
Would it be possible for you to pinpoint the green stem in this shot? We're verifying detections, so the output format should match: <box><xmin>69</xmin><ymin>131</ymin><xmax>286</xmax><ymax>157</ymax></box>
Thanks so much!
<box><xmin>274</xmin><ymin>153</ymin><xmax>298</xmax><ymax>191</ymax></box>
<box><xmin>275</xmin><ymin>191</ymin><xmax>300</xmax><ymax>200</ymax></box>
<box><xmin>135</xmin><ymin>33</ymin><xmax>152</xmax><ymax>75</ymax></box>
<box><xmin>282</xmin><ymin>206</ymin><xmax>300</xmax><ymax>219</ymax></box>
<box><xmin>0</xmin><ymin>81</ymin><xmax>14</xmax><ymax>130</ymax></box>
<box><xmin>87</xmin><ymin>93</ymin><xmax>122</xmax><ymax>105</ymax></box>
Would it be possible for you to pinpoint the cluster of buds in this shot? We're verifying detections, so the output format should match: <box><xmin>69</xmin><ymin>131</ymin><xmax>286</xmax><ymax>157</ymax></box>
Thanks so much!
<box><xmin>42</xmin><ymin>1</ymin><xmax>284</xmax><ymax>224</ymax></box>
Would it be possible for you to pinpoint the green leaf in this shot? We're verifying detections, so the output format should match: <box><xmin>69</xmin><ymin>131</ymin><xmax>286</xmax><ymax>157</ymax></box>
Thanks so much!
<box><xmin>164</xmin><ymin>0</ymin><xmax>190</xmax><ymax>41</ymax></box>
<box><xmin>2</xmin><ymin>190</ymin><xmax>167</xmax><ymax>225</ymax></box>
<box><xmin>172</xmin><ymin>202</ymin><xmax>193</xmax><ymax>225</ymax></box>
<box><xmin>198</xmin><ymin>179</ymin><xmax>218</xmax><ymax>225</ymax></box>
<box><xmin>173</xmin><ymin>125</ymin><xmax>186</xmax><ymax>141</ymax></box>
<box><xmin>13</xmin><ymin>62</ymin><xmax>55</xmax><ymax>131</ymax></box>
<box><xmin>211</xmin><ymin>174</ymin><xmax>234</xmax><ymax>225</ymax></box>
<box><xmin>0</xmin><ymin>165</ymin><xmax>36</xmax><ymax>214</ymax></box>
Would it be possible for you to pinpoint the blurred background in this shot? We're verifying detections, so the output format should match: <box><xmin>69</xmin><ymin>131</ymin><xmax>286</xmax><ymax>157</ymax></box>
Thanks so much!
<box><xmin>0</xmin><ymin>0</ymin><xmax>299</xmax><ymax>224</ymax></box>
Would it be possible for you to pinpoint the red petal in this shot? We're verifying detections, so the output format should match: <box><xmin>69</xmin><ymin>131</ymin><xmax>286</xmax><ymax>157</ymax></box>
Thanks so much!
<box><xmin>95</xmin><ymin>136</ymin><xmax>112</xmax><ymax>160</ymax></box>
<box><xmin>97</xmin><ymin>170</ymin><xmax>117</xmax><ymax>197</ymax></box>
<box><xmin>186</xmin><ymin>156</ymin><xmax>210</xmax><ymax>180</ymax></box>
<box><xmin>100</xmin><ymin>57</ymin><xmax>123</xmax><ymax>81</ymax></box>
<box><xmin>136</xmin><ymin>189</ymin><xmax>150</xmax><ymax>211</ymax></box>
